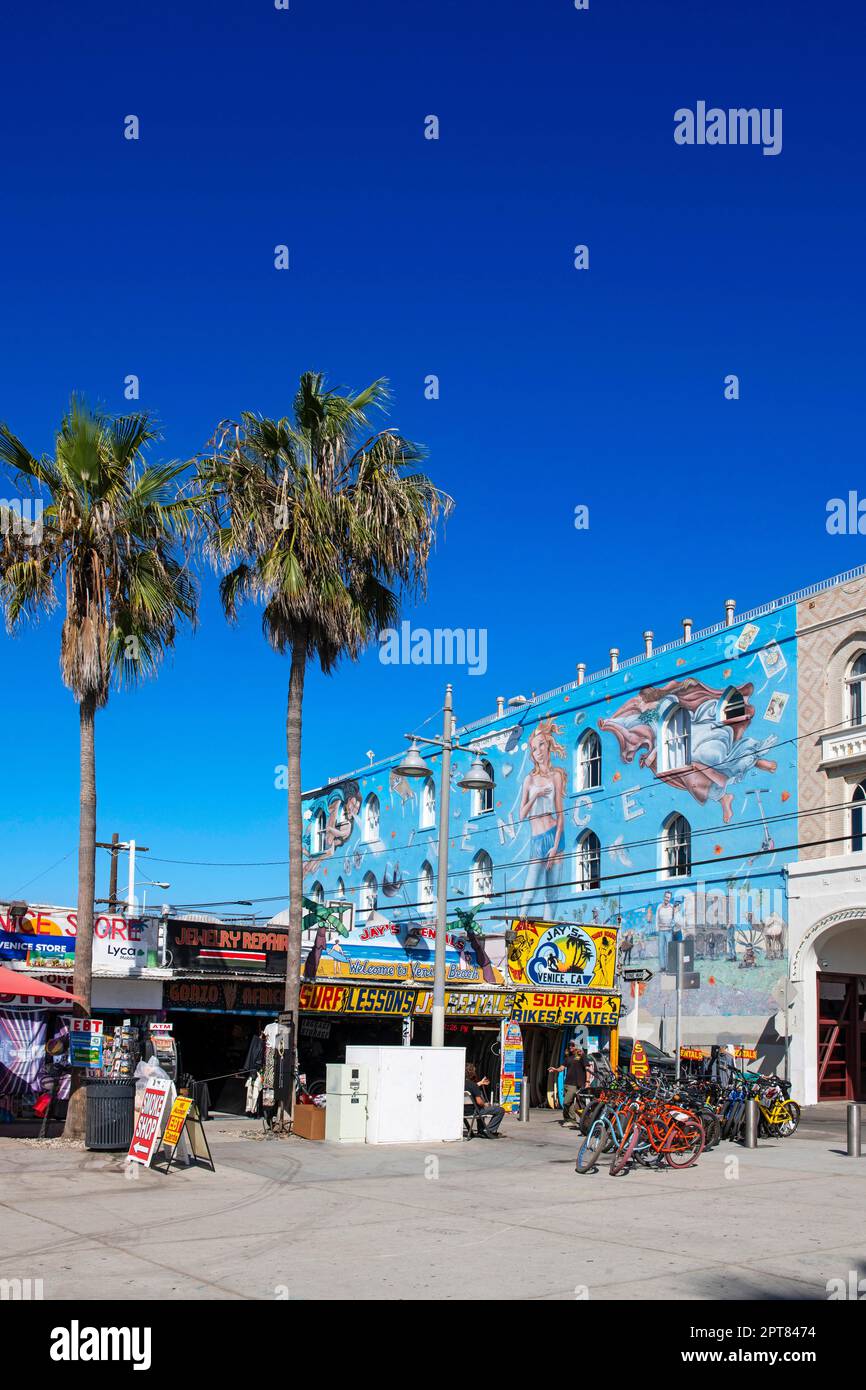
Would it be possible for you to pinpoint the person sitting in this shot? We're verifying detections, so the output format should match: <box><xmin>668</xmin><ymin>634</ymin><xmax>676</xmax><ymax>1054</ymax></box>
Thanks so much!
<box><xmin>464</xmin><ymin>1063</ymin><xmax>506</xmax><ymax>1138</ymax></box>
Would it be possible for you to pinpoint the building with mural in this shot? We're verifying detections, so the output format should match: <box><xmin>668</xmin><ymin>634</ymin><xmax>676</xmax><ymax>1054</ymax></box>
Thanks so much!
<box><xmin>5</xmin><ymin>567</ymin><xmax>866</xmax><ymax>1118</ymax></box>
<box><xmin>299</xmin><ymin>567</ymin><xmax>866</xmax><ymax>1105</ymax></box>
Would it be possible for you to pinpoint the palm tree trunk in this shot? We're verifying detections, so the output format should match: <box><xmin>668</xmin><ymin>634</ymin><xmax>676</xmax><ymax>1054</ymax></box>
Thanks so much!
<box><xmin>64</xmin><ymin>693</ymin><xmax>97</xmax><ymax>1139</ymax></box>
<box><xmin>285</xmin><ymin>638</ymin><xmax>307</xmax><ymax>1041</ymax></box>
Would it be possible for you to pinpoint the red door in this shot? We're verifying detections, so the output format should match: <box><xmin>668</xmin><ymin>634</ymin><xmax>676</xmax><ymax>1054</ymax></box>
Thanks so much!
<box><xmin>817</xmin><ymin>974</ymin><xmax>862</xmax><ymax>1101</ymax></box>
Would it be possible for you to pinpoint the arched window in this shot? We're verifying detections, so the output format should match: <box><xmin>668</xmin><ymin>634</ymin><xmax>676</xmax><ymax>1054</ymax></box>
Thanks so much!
<box><xmin>577</xmin><ymin>830</ymin><xmax>601</xmax><ymax>890</ymax></box>
<box><xmin>310</xmin><ymin>808</ymin><xmax>326</xmax><ymax>855</ymax></box>
<box><xmin>663</xmin><ymin>814</ymin><xmax>691</xmax><ymax>878</ymax></box>
<box><xmin>419</xmin><ymin>860</ymin><xmax>435</xmax><ymax>913</ymax></box>
<box><xmin>662</xmin><ymin>707</ymin><xmax>691</xmax><ymax>771</ymax></box>
<box><xmin>420</xmin><ymin>777</ymin><xmax>436</xmax><ymax>830</ymax></box>
<box><xmin>851</xmin><ymin>783</ymin><xmax>866</xmax><ymax>852</ymax></box>
<box><xmin>471</xmin><ymin>850</ymin><xmax>494</xmax><ymax>902</ymax></box>
<box><xmin>360</xmin><ymin>872</ymin><xmax>378</xmax><ymax>918</ymax></box>
<box><xmin>472</xmin><ymin>760</ymin><xmax>495</xmax><ymax>816</ymax></box>
<box><xmin>362</xmin><ymin>794</ymin><xmax>380</xmax><ymax>843</ymax></box>
<box><xmin>336</xmin><ymin>877</ymin><xmax>346</xmax><ymax>897</ymax></box>
<box><xmin>577</xmin><ymin>731</ymin><xmax>602</xmax><ymax>790</ymax></box>
<box><xmin>848</xmin><ymin>654</ymin><xmax>866</xmax><ymax>727</ymax></box>
<box><xmin>721</xmin><ymin>688</ymin><xmax>747</xmax><ymax>723</ymax></box>
<box><xmin>310</xmin><ymin>880</ymin><xmax>325</xmax><ymax>905</ymax></box>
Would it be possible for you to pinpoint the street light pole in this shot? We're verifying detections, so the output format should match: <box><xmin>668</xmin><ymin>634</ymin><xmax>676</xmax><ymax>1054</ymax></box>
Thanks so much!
<box><xmin>432</xmin><ymin>685</ymin><xmax>453</xmax><ymax>1048</ymax></box>
<box><xmin>394</xmin><ymin>685</ymin><xmax>494</xmax><ymax>1052</ymax></box>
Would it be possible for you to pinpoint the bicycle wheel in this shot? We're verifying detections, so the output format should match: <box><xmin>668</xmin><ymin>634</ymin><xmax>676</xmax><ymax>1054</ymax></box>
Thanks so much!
<box><xmin>576</xmin><ymin>1126</ymin><xmax>605</xmax><ymax>1174</ymax></box>
<box><xmin>609</xmin><ymin>1122</ymin><xmax>640</xmax><ymax>1176</ymax></box>
<box><xmin>772</xmin><ymin>1101</ymin><xmax>800</xmax><ymax>1137</ymax></box>
<box><xmin>700</xmin><ymin>1108</ymin><xmax>721</xmax><ymax>1148</ymax></box>
<box><xmin>664</xmin><ymin>1118</ymin><xmax>704</xmax><ymax>1168</ymax></box>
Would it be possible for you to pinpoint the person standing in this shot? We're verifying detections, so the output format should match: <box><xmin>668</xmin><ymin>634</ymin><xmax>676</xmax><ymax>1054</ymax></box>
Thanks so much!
<box><xmin>550</xmin><ymin>1043</ymin><xmax>589</xmax><ymax>1126</ymax></box>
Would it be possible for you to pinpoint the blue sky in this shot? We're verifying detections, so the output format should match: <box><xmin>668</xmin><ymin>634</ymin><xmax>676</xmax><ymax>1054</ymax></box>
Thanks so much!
<box><xmin>1</xmin><ymin>0</ymin><xmax>864</xmax><ymax>916</ymax></box>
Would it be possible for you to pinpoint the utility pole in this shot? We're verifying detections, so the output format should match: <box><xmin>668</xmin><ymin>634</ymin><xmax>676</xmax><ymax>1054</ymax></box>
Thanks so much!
<box><xmin>95</xmin><ymin>836</ymin><xmax>150</xmax><ymax>913</ymax></box>
<box><xmin>95</xmin><ymin>833</ymin><xmax>120</xmax><ymax>910</ymax></box>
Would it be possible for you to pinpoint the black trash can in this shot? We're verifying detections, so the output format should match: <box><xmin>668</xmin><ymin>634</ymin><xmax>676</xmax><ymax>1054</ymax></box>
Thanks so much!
<box><xmin>85</xmin><ymin>1079</ymin><xmax>136</xmax><ymax>1151</ymax></box>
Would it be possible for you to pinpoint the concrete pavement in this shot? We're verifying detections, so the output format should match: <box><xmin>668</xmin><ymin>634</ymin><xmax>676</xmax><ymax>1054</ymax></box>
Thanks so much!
<box><xmin>0</xmin><ymin>1106</ymin><xmax>864</xmax><ymax>1300</ymax></box>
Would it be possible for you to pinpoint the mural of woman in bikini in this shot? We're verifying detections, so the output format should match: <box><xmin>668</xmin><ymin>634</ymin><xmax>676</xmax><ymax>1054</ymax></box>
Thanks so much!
<box><xmin>598</xmin><ymin>679</ymin><xmax>778</xmax><ymax>823</ymax></box>
<box><xmin>518</xmin><ymin>718</ymin><xmax>567</xmax><ymax>914</ymax></box>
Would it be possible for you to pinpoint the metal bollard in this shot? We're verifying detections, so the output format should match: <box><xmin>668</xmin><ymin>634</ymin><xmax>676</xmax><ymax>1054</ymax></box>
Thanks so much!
<box><xmin>847</xmin><ymin>1103</ymin><xmax>862</xmax><ymax>1157</ymax></box>
<box><xmin>743</xmin><ymin>1098</ymin><xmax>758</xmax><ymax>1148</ymax></box>
<box><xmin>518</xmin><ymin>1077</ymin><xmax>530</xmax><ymax>1123</ymax></box>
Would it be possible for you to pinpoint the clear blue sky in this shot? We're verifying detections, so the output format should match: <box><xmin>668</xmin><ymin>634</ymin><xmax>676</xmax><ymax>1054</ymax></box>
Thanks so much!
<box><xmin>2</xmin><ymin>0</ymin><xmax>864</xmax><ymax>915</ymax></box>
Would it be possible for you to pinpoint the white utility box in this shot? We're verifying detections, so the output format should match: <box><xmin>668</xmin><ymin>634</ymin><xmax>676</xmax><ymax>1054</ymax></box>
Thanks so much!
<box><xmin>344</xmin><ymin>1045</ymin><xmax>465</xmax><ymax>1144</ymax></box>
<box><xmin>325</xmin><ymin>1062</ymin><xmax>368</xmax><ymax>1143</ymax></box>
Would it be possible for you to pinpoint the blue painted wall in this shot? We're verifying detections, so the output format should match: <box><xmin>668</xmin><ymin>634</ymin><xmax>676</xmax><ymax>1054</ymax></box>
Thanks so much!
<box><xmin>303</xmin><ymin>604</ymin><xmax>798</xmax><ymax>1021</ymax></box>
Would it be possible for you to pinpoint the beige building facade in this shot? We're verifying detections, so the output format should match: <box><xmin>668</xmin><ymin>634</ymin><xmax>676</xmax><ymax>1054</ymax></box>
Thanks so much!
<box><xmin>789</xmin><ymin>569</ymin><xmax>866</xmax><ymax>1102</ymax></box>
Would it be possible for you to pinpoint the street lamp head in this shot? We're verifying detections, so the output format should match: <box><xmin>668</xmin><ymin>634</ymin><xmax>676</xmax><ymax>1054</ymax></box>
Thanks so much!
<box><xmin>457</xmin><ymin>756</ymin><xmax>495</xmax><ymax>793</ymax></box>
<box><xmin>394</xmin><ymin>741</ymin><xmax>433</xmax><ymax>779</ymax></box>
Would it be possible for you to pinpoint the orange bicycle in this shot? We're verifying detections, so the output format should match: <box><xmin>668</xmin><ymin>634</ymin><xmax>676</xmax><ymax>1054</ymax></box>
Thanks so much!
<box><xmin>609</xmin><ymin>1093</ymin><xmax>705</xmax><ymax>1175</ymax></box>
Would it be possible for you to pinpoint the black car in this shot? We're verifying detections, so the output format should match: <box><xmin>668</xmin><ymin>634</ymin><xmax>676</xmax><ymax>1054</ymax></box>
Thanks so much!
<box><xmin>609</xmin><ymin>1038</ymin><xmax>677</xmax><ymax>1075</ymax></box>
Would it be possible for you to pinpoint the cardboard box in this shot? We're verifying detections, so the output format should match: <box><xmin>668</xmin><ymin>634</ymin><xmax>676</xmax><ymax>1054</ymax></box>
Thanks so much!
<box><xmin>293</xmin><ymin>1103</ymin><xmax>326</xmax><ymax>1141</ymax></box>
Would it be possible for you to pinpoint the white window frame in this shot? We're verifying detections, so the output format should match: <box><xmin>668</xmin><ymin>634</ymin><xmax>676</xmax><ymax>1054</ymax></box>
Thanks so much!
<box><xmin>361</xmin><ymin>872</ymin><xmax>378</xmax><ymax>918</ymax></box>
<box><xmin>577</xmin><ymin>831</ymin><xmax>601</xmax><ymax>890</ymax></box>
<box><xmin>419</xmin><ymin>860</ymin><xmax>435</xmax><ymax>913</ymax></box>
<box><xmin>848</xmin><ymin>655</ymin><xmax>866</xmax><ymax>727</ymax></box>
<box><xmin>362</xmin><ymin>794</ymin><xmax>380</xmax><ymax>843</ymax></box>
<box><xmin>310</xmin><ymin>809</ymin><xmax>326</xmax><ymax>856</ymax></box>
<box><xmin>471</xmin><ymin>850</ymin><xmax>494</xmax><ymax>902</ymax></box>
<box><xmin>577</xmin><ymin>732</ymin><xmax>602</xmax><ymax>791</ymax></box>
<box><xmin>472</xmin><ymin>761</ymin><xmax>495</xmax><ymax>817</ymax></box>
<box><xmin>662</xmin><ymin>707</ymin><xmax>691</xmax><ymax>771</ymax></box>
<box><xmin>420</xmin><ymin>777</ymin><xmax>436</xmax><ymax>830</ymax></box>
<box><xmin>663</xmin><ymin>814</ymin><xmax>691</xmax><ymax>879</ymax></box>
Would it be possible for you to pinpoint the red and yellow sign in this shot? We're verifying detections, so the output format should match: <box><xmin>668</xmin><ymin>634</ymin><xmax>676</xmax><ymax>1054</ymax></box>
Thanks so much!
<box><xmin>630</xmin><ymin>1040</ymin><xmax>650</xmax><ymax>1077</ymax></box>
<box><xmin>509</xmin><ymin>990</ymin><xmax>621</xmax><ymax>1027</ymax></box>
<box><xmin>732</xmin><ymin>1046</ymin><xmax>758</xmax><ymax>1060</ymax></box>
<box><xmin>162</xmin><ymin>1097</ymin><xmax>193</xmax><ymax>1150</ymax></box>
<box><xmin>680</xmin><ymin>1047</ymin><xmax>706</xmax><ymax>1061</ymax></box>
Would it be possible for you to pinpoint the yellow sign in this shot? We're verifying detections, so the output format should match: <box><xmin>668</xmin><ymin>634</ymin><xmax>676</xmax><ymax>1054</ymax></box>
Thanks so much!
<box><xmin>630</xmin><ymin>1040</ymin><xmax>650</xmax><ymax>1077</ymax></box>
<box><xmin>509</xmin><ymin>990</ymin><xmax>621</xmax><ymax>1027</ymax></box>
<box><xmin>680</xmin><ymin>1047</ymin><xmax>706</xmax><ymax>1061</ymax></box>
<box><xmin>733</xmin><ymin>1046</ymin><xmax>758</xmax><ymax>1060</ymax></box>
<box><xmin>162</xmin><ymin>1097</ymin><xmax>193</xmax><ymax>1151</ymax></box>
<box><xmin>413</xmin><ymin>990</ymin><xmax>511</xmax><ymax>1019</ymax></box>
<box><xmin>506</xmin><ymin>919</ymin><xmax>618</xmax><ymax>991</ymax></box>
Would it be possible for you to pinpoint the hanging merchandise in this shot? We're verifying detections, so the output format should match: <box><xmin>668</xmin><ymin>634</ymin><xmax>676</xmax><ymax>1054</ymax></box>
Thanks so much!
<box><xmin>243</xmin><ymin>1027</ymin><xmax>266</xmax><ymax>1116</ymax></box>
<box><xmin>262</xmin><ymin>1015</ymin><xmax>295</xmax><ymax>1124</ymax></box>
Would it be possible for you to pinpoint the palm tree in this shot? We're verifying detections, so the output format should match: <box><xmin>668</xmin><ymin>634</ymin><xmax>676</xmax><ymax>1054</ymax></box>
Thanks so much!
<box><xmin>0</xmin><ymin>399</ymin><xmax>197</xmax><ymax>1137</ymax></box>
<box><xmin>198</xmin><ymin>372</ymin><xmax>450</xmax><ymax>1047</ymax></box>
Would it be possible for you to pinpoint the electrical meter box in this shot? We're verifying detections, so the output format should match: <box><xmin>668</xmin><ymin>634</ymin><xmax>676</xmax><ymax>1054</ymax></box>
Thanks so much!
<box><xmin>325</xmin><ymin>1063</ymin><xmax>369</xmax><ymax>1143</ymax></box>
